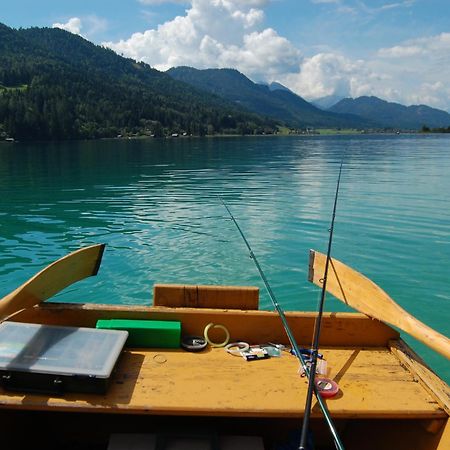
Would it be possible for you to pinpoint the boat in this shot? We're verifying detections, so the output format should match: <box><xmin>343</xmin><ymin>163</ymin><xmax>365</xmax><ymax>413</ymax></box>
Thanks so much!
<box><xmin>0</xmin><ymin>244</ymin><xmax>448</xmax><ymax>450</ymax></box>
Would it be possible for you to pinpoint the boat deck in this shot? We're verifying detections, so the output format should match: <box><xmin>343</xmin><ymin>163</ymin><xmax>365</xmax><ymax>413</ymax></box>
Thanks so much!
<box><xmin>0</xmin><ymin>302</ymin><xmax>448</xmax><ymax>449</ymax></box>
<box><xmin>0</xmin><ymin>303</ymin><xmax>447</xmax><ymax>421</ymax></box>
<box><xmin>0</xmin><ymin>344</ymin><xmax>445</xmax><ymax>419</ymax></box>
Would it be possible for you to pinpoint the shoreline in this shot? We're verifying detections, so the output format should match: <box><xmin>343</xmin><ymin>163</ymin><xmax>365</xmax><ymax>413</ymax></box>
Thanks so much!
<box><xmin>1</xmin><ymin>130</ymin><xmax>432</xmax><ymax>146</ymax></box>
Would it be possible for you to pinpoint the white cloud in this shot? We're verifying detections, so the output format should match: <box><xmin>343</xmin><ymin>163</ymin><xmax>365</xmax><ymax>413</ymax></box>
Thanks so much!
<box><xmin>277</xmin><ymin>32</ymin><xmax>450</xmax><ymax>110</ymax></box>
<box><xmin>377</xmin><ymin>45</ymin><xmax>422</xmax><ymax>58</ymax></box>
<box><xmin>103</xmin><ymin>1</ymin><xmax>450</xmax><ymax>111</ymax></box>
<box><xmin>53</xmin><ymin>17</ymin><xmax>82</xmax><ymax>35</ymax></box>
<box><xmin>372</xmin><ymin>33</ymin><xmax>450</xmax><ymax>108</ymax></box>
<box><xmin>280</xmin><ymin>53</ymin><xmax>373</xmax><ymax>100</ymax></box>
<box><xmin>379</xmin><ymin>1</ymin><xmax>416</xmax><ymax>11</ymax></box>
<box><xmin>407</xmin><ymin>81</ymin><xmax>450</xmax><ymax>108</ymax></box>
<box><xmin>52</xmin><ymin>16</ymin><xmax>108</xmax><ymax>39</ymax></box>
<box><xmin>310</xmin><ymin>0</ymin><xmax>415</xmax><ymax>16</ymax></box>
<box><xmin>104</xmin><ymin>0</ymin><xmax>300</xmax><ymax>80</ymax></box>
<box><xmin>378</xmin><ymin>33</ymin><xmax>450</xmax><ymax>59</ymax></box>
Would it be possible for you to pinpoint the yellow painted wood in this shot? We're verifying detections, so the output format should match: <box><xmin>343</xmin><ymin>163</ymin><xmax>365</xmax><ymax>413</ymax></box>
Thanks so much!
<box><xmin>309</xmin><ymin>250</ymin><xmax>450</xmax><ymax>359</ymax></box>
<box><xmin>390</xmin><ymin>339</ymin><xmax>450</xmax><ymax>415</ymax></box>
<box><xmin>0</xmin><ymin>244</ymin><xmax>105</xmax><ymax>320</ymax></box>
<box><xmin>1</xmin><ymin>302</ymin><xmax>448</xmax><ymax>448</ymax></box>
<box><xmin>153</xmin><ymin>284</ymin><xmax>259</xmax><ymax>309</ymax></box>
<box><xmin>436</xmin><ymin>419</ymin><xmax>450</xmax><ymax>450</ymax></box>
<box><xmin>11</xmin><ymin>303</ymin><xmax>400</xmax><ymax>348</ymax></box>
<box><xmin>0</xmin><ymin>344</ymin><xmax>445</xmax><ymax>419</ymax></box>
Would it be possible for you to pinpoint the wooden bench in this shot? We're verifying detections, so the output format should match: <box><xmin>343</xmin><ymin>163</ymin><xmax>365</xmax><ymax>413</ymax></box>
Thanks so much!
<box><xmin>153</xmin><ymin>284</ymin><xmax>259</xmax><ymax>310</ymax></box>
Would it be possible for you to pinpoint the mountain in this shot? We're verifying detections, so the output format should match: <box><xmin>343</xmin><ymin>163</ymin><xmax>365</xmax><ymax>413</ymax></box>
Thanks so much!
<box><xmin>257</xmin><ymin>81</ymin><xmax>292</xmax><ymax>93</ymax></box>
<box><xmin>0</xmin><ymin>23</ymin><xmax>277</xmax><ymax>140</ymax></box>
<box><xmin>268</xmin><ymin>81</ymin><xmax>291</xmax><ymax>92</ymax></box>
<box><xmin>312</xmin><ymin>95</ymin><xmax>345</xmax><ymax>110</ymax></box>
<box><xmin>329</xmin><ymin>96</ymin><xmax>450</xmax><ymax>129</ymax></box>
<box><xmin>167</xmin><ymin>66</ymin><xmax>374</xmax><ymax>129</ymax></box>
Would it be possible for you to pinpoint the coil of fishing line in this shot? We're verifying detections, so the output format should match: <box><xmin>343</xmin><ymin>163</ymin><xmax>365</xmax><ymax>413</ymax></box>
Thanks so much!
<box><xmin>315</xmin><ymin>378</ymin><xmax>339</xmax><ymax>398</ymax></box>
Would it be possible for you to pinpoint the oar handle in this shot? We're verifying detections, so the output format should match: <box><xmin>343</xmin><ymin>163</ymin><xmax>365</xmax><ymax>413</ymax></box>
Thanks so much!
<box><xmin>404</xmin><ymin>315</ymin><xmax>450</xmax><ymax>360</ymax></box>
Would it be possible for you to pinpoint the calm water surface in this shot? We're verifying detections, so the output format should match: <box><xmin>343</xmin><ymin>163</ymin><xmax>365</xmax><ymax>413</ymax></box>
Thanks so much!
<box><xmin>0</xmin><ymin>135</ymin><xmax>449</xmax><ymax>382</ymax></box>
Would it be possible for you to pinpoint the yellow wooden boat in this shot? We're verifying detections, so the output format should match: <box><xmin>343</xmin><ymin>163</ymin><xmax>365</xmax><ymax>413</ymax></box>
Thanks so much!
<box><xmin>0</xmin><ymin>244</ymin><xmax>448</xmax><ymax>450</ymax></box>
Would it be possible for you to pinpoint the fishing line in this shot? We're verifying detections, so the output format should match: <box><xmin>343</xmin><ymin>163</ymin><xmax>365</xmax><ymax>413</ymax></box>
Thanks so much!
<box><xmin>299</xmin><ymin>161</ymin><xmax>344</xmax><ymax>450</ymax></box>
<box><xmin>143</xmin><ymin>218</ymin><xmax>230</xmax><ymax>242</ymax></box>
<box><xmin>144</xmin><ymin>215</ymin><xmax>224</xmax><ymax>223</ymax></box>
<box><xmin>219</xmin><ymin>196</ymin><xmax>344</xmax><ymax>450</ymax></box>
<box><xmin>166</xmin><ymin>224</ymin><xmax>229</xmax><ymax>242</ymax></box>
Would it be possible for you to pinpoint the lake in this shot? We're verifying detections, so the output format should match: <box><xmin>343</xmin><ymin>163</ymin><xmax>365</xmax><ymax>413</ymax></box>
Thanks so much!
<box><xmin>0</xmin><ymin>134</ymin><xmax>449</xmax><ymax>383</ymax></box>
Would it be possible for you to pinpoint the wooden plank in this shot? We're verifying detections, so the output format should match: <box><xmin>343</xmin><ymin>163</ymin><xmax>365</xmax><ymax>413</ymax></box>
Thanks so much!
<box><xmin>390</xmin><ymin>339</ymin><xmax>450</xmax><ymax>415</ymax></box>
<box><xmin>308</xmin><ymin>250</ymin><xmax>450</xmax><ymax>359</ymax></box>
<box><xmin>0</xmin><ymin>346</ymin><xmax>445</xmax><ymax>419</ymax></box>
<box><xmin>436</xmin><ymin>419</ymin><xmax>450</xmax><ymax>450</ymax></box>
<box><xmin>11</xmin><ymin>303</ymin><xmax>399</xmax><ymax>348</ymax></box>
<box><xmin>322</xmin><ymin>347</ymin><xmax>445</xmax><ymax>419</ymax></box>
<box><xmin>153</xmin><ymin>284</ymin><xmax>259</xmax><ymax>310</ymax></box>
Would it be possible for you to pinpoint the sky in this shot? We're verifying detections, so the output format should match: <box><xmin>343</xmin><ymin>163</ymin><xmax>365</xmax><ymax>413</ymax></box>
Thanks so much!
<box><xmin>2</xmin><ymin>0</ymin><xmax>450</xmax><ymax>111</ymax></box>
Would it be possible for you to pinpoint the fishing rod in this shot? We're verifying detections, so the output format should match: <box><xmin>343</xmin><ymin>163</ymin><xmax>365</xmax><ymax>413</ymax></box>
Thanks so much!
<box><xmin>299</xmin><ymin>161</ymin><xmax>344</xmax><ymax>450</ymax></box>
<box><xmin>220</xmin><ymin>197</ymin><xmax>344</xmax><ymax>450</ymax></box>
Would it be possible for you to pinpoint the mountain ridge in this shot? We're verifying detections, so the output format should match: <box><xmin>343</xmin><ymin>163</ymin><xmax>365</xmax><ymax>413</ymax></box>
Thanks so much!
<box><xmin>167</xmin><ymin>66</ymin><xmax>374</xmax><ymax>129</ymax></box>
<box><xmin>0</xmin><ymin>23</ymin><xmax>278</xmax><ymax>140</ymax></box>
<box><xmin>2</xmin><ymin>22</ymin><xmax>449</xmax><ymax>141</ymax></box>
<box><xmin>329</xmin><ymin>96</ymin><xmax>450</xmax><ymax>129</ymax></box>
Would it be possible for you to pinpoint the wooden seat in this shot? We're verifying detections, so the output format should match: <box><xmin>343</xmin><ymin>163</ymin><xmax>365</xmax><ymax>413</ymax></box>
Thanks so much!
<box><xmin>0</xmin><ymin>345</ymin><xmax>445</xmax><ymax>420</ymax></box>
<box><xmin>153</xmin><ymin>284</ymin><xmax>259</xmax><ymax>310</ymax></box>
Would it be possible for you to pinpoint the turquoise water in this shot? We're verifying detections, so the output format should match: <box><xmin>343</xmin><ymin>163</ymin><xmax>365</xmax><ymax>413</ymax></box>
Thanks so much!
<box><xmin>0</xmin><ymin>135</ymin><xmax>449</xmax><ymax>383</ymax></box>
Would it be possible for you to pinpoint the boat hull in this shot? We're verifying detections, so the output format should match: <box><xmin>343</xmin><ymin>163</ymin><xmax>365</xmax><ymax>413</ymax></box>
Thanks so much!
<box><xmin>0</xmin><ymin>302</ymin><xmax>448</xmax><ymax>450</ymax></box>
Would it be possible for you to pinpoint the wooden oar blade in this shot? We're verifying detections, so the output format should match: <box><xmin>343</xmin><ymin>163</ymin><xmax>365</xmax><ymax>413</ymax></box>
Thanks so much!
<box><xmin>308</xmin><ymin>249</ymin><xmax>450</xmax><ymax>359</ymax></box>
<box><xmin>308</xmin><ymin>249</ymin><xmax>404</xmax><ymax>324</ymax></box>
<box><xmin>0</xmin><ymin>244</ymin><xmax>105</xmax><ymax>319</ymax></box>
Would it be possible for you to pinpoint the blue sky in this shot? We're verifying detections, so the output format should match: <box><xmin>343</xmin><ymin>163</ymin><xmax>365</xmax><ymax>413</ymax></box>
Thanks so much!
<box><xmin>2</xmin><ymin>1</ymin><xmax>450</xmax><ymax>110</ymax></box>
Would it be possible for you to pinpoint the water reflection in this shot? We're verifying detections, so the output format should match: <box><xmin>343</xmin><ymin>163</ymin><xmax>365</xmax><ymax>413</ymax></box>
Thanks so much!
<box><xmin>0</xmin><ymin>135</ymin><xmax>449</xmax><ymax>381</ymax></box>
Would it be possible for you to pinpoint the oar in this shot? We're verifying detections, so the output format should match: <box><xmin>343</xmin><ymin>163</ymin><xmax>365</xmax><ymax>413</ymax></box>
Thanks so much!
<box><xmin>308</xmin><ymin>249</ymin><xmax>450</xmax><ymax>359</ymax></box>
<box><xmin>0</xmin><ymin>244</ymin><xmax>105</xmax><ymax>320</ymax></box>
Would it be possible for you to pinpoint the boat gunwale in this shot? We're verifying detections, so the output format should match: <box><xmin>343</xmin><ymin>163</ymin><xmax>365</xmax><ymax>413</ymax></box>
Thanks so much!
<box><xmin>1</xmin><ymin>302</ymin><xmax>448</xmax><ymax>423</ymax></box>
<box><xmin>9</xmin><ymin>301</ymin><xmax>401</xmax><ymax>348</ymax></box>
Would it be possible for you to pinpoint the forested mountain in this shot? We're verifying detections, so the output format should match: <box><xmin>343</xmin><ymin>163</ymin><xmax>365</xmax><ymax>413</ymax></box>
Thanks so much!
<box><xmin>0</xmin><ymin>23</ymin><xmax>278</xmax><ymax>140</ymax></box>
<box><xmin>4</xmin><ymin>22</ymin><xmax>445</xmax><ymax>141</ymax></box>
<box><xmin>167</xmin><ymin>66</ymin><xmax>374</xmax><ymax>128</ymax></box>
<box><xmin>329</xmin><ymin>96</ymin><xmax>450</xmax><ymax>129</ymax></box>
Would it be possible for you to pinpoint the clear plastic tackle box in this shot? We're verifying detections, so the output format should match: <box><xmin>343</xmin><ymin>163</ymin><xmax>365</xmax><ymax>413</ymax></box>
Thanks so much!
<box><xmin>0</xmin><ymin>321</ymin><xmax>128</xmax><ymax>395</ymax></box>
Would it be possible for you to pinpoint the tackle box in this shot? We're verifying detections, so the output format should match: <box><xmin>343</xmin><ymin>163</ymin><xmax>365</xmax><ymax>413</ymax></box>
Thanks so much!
<box><xmin>96</xmin><ymin>319</ymin><xmax>181</xmax><ymax>348</ymax></box>
<box><xmin>0</xmin><ymin>322</ymin><xmax>128</xmax><ymax>395</ymax></box>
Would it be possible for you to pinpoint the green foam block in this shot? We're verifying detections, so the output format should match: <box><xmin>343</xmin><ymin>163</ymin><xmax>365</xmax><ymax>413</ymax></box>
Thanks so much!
<box><xmin>96</xmin><ymin>319</ymin><xmax>181</xmax><ymax>348</ymax></box>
